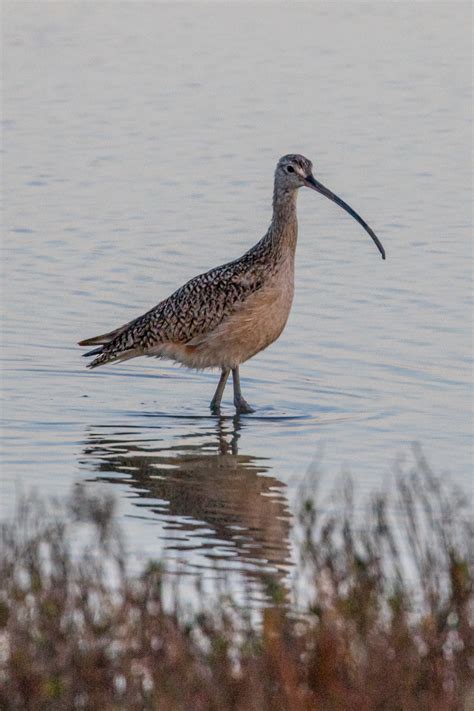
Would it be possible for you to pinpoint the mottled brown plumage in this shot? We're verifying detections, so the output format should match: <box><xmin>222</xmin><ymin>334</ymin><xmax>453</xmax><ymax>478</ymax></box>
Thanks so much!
<box><xmin>79</xmin><ymin>154</ymin><xmax>384</xmax><ymax>413</ymax></box>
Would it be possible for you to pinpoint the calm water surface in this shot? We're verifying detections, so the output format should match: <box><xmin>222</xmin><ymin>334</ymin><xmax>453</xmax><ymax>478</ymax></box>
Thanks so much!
<box><xmin>1</xmin><ymin>3</ymin><xmax>472</xmax><ymax>603</ymax></box>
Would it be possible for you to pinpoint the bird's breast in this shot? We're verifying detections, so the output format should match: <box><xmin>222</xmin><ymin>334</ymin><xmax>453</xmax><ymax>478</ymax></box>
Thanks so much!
<box><xmin>187</xmin><ymin>257</ymin><xmax>295</xmax><ymax>368</ymax></box>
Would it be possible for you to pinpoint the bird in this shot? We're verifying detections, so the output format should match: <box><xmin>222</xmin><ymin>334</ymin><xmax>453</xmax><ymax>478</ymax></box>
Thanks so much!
<box><xmin>79</xmin><ymin>154</ymin><xmax>385</xmax><ymax>414</ymax></box>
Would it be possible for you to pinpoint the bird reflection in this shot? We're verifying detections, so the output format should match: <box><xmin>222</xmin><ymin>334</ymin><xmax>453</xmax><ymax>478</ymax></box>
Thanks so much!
<box><xmin>81</xmin><ymin>415</ymin><xmax>292</xmax><ymax>595</ymax></box>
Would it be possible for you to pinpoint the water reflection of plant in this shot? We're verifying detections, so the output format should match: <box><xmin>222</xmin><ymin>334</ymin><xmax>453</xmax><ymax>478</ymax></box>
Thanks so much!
<box><xmin>1</xmin><ymin>450</ymin><xmax>472</xmax><ymax>710</ymax></box>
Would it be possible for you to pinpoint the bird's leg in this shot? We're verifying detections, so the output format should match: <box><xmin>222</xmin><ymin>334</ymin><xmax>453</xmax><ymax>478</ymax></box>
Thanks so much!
<box><xmin>210</xmin><ymin>368</ymin><xmax>230</xmax><ymax>413</ymax></box>
<box><xmin>232</xmin><ymin>367</ymin><xmax>255</xmax><ymax>414</ymax></box>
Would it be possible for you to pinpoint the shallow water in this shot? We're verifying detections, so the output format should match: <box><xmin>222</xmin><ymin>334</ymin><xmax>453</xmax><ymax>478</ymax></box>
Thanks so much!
<box><xmin>1</xmin><ymin>3</ymin><xmax>472</xmax><ymax>602</ymax></box>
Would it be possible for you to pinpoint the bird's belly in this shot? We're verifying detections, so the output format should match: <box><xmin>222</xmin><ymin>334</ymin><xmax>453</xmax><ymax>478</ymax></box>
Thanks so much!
<box><xmin>164</xmin><ymin>267</ymin><xmax>295</xmax><ymax>369</ymax></box>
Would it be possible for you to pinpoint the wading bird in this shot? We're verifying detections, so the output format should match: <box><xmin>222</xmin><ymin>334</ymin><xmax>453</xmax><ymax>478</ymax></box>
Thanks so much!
<box><xmin>79</xmin><ymin>154</ymin><xmax>385</xmax><ymax>413</ymax></box>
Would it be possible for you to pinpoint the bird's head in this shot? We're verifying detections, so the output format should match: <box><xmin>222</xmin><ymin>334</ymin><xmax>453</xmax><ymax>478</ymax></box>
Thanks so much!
<box><xmin>275</xmin><ymin>153</ymin><xmax>385</xmax><ymax>260</ymax></box>
<box><xmin>276</xmin><ymin>154</ymin><xmax>314</xmax><ymax>189</ymax></box>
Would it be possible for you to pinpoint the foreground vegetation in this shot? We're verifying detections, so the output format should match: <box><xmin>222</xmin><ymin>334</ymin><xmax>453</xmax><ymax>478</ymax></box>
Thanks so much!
<box><xmin>0</xmin><ymin>452</ymin><xmax>472</xmax><ymax>710</ymax></box>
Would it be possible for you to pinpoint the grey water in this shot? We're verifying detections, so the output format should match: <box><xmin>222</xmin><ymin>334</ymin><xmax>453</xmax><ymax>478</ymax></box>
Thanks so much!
<box><xmin>1</xmin><ymin>3</ymin><xmax>472</xmax><ymax>603</ymax></box>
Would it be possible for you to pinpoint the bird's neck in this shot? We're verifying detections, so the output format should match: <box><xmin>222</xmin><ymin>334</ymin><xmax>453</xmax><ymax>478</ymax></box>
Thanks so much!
<box><xmin>267</xmin><ymin>187</ymin><xmax>299</xmax><ymax>256</ymax></box>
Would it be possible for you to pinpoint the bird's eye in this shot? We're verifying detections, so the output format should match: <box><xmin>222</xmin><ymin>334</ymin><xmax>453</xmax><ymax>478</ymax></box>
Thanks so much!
<box><xmin>286</xmin><ymin>166</ymin><xmax>295</xmax><ymax>173</ymax></box>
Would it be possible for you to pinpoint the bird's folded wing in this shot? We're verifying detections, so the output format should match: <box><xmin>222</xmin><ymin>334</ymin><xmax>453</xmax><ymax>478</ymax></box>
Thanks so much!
<box><xmin>135</xmin><ymin>258</ymin><xmax>268</xmax><ymax>348</ymax></box>
<box><xmin>81</xmin><ymin>238</ymin><xmax>276</xmax><ymax>367</ymax></box>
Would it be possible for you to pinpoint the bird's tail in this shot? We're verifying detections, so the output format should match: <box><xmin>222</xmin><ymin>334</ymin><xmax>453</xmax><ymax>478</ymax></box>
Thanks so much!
<box><xmin>82</xmin><ymin>347</ymin><xmax>139</xmax><ymax>369</ymax></box>
<box><xmin>78</xmin><ymin>320</ymin><xmax>140</xmax><ymax>369</ymax></box>
<box><xmin>78</xmin><ymin>323</ymin><xmax>130</xmax><ymax>348</ymax></box>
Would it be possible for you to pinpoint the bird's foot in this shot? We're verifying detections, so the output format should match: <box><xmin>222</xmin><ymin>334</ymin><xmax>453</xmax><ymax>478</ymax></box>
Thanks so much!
<box><xmin>209</xmin><ymin>400</ymin><xmax>222</xmax><ymax>416</ymax></box>
<box><xmin>234</xmin><ymin>397</ymin><xmax>255</xmax><ymax>414</ymax></box>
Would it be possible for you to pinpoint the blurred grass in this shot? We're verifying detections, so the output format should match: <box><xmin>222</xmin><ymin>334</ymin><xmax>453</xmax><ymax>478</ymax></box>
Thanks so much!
<box><xmin>0</xmin><ymin>450</ymin><xmax>472</xmax><ymax>710</ymax></box>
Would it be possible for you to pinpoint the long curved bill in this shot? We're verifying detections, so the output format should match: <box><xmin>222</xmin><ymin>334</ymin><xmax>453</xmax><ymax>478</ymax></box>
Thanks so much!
<box><xmin>305</xmin><ymin>174</ymin><xmax>386</xmax><ymax>260</ymax></box>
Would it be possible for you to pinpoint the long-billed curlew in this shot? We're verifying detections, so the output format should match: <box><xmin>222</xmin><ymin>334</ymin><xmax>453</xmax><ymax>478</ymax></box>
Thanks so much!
<box><xmin>79</xmin><ymin>154</ymin><xmax>385</xmax><ymax>413</ymax></box>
